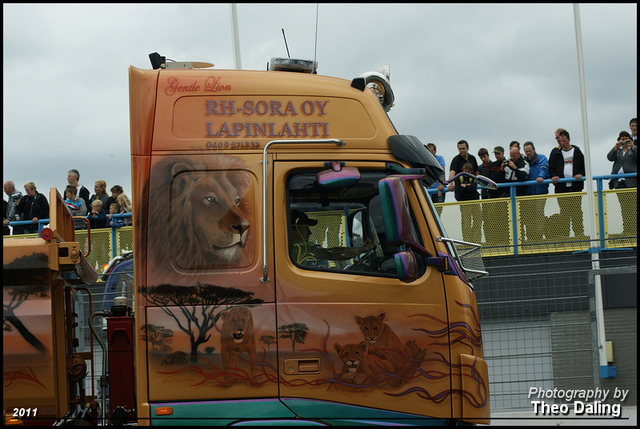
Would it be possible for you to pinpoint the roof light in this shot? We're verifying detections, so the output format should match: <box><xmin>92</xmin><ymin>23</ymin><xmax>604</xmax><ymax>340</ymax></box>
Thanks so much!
<box><xmin>148</xmin><ymin>52</ymin><xmax>214</xmax><ymax>70</ymax></box>
<box><xmin>40</xmin><ymin>227</ymin><xmax>54</xmax><ymax>241</ymax></box>
<box><xmin>359</xmin><ymin>65</ymin><xmax>394</xmax><ymax>112</ymax></box>
<box><xmin>269</xmin><ymin>58</ymin><xmax>317</xmax><ymax>73</ymax></box>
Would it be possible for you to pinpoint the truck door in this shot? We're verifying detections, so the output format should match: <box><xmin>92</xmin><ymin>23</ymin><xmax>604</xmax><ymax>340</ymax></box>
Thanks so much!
<box><xmin>140</xmin><ymin>153</ymin><xmax>281</xmax><ymax>409</ymax></box>
<box><xmin>272</xmin><ymin>159</ymin><xmax>455</xmax><ymax>421</ymax></box>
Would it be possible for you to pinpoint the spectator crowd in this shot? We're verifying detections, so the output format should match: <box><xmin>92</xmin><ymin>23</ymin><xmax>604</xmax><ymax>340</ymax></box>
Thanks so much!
<box><xmin>429</xmin><ymin>119</ymin><xmax>637</xmax><ymax>243</ymax></box>
<box><xmin>3</xmin><ymin>119</ymin><xmax>637</xmax><ymax>242</ymax></box>
<box><xmin>4</xmin><ymin>168</ymin><xmax>132</xmax><ymax>235</ymax></box>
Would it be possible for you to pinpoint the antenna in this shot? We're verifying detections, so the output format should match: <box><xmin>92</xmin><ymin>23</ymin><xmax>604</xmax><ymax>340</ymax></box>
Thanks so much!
<box><xmin>313</xmin><ymin>4</ymin><xmax>319</xmax><ymax>74</ymax></box>
<box><xmin>230</xmin><ymin>3</ymin><xmax>242</xmax><ymax>70</ymax></box>
<box><xmin>281</xmin><ymin>28</ymin><xmax>291</xmax><ymax>58</ymax></box>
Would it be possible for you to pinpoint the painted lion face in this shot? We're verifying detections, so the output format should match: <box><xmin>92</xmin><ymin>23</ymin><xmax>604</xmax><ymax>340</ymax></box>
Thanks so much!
<box><xmin>334</xmin><ymin>341</ymin><xmax>368</xmax><ymax>373</ymax></box>
<box><xmin>221</xmin><ymin>306</ymin><xmax>254</xmax><ymax>344</ymax></box>
<box><xmin>355</xmin><ymin>313</ymin><xmax>386</xmax><ymax>344</ymax></box>
<box><xmin>146</xmin><ymin>155</ymin><xmax>254</xmax><ymax>276</ymax></box>
<box><xmin>178</xmin><ymin>171</ymin><xmax>250</xmax><ymax>265</ymax></box>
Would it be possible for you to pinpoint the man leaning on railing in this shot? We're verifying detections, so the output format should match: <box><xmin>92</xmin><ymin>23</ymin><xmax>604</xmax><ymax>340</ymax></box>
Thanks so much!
<box><xmin>549</xmin><ymin>130</ymin><xmax>587</xmax><ymax>240</ymax></box>
<box><xmin>522</xmin><ymin>142</ymin><xmax>549</xmax><ymax>242</ymax></box>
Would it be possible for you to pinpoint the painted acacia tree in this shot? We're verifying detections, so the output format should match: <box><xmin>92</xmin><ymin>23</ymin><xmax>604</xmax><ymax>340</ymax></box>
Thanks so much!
<box><xmin>141</xmin><ymin>324</ymin><xmax>174</xmax><ymax>354</ymax></box>
<box><xmin>278</xmin><ymin>323</ymin><xmax>309</xmax><ymax>352</ymax></box>
<box><xmin>3</xmin><ymin>285</ymin><xmax>49</xmax><ymax>353</ymax></box>
<box><xmin>140</xmin><ymin>283</ymin><xmax>263</xmax><ymax>363</ymax></box>
<box><xmin>260</xmin><ymin>335</ymin><xmax>276</xmax><ymax>350</ymax></box>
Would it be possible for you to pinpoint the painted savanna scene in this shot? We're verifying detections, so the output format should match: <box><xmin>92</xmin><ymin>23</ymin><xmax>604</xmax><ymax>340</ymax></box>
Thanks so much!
<box><xmin>142</xmin><ymin>297</ymin><xmax>487</xmax><ymax>411</ymax></box>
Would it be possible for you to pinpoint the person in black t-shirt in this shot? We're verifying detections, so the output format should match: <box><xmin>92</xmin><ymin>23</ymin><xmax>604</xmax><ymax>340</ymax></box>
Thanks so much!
<box><xmin>454</xmin><ymin>163</ymin><xmax>481</xmax><ymax>243</ymax></box>
<box><xmin>446</xmin><ymin>140</ymin><xmax>479</xmax><ymax>194</ymax></box>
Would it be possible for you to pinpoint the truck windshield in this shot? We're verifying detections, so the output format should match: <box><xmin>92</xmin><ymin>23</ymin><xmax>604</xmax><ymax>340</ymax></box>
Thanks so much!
<box><xmin>287</xmin><ymin>169</ymin><xmax>426</xmax><ymax>278</ymax></box>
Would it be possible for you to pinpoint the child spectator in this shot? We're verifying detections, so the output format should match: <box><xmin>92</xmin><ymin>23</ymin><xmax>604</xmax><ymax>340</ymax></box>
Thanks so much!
<box><xmin>64</xmin><ymin>185</ymin><xmax>88</xmax><ymax>229</ymax></box>
<box><xmin>87</xmin><ymin>200</ymin><xmax>107</xmax><ymax>229</ymax></box>
<box><xmin>117</xmin><ymin>193</ymin><xmax>133</xmax><ymax>226</ymax></box>
<box><xmin>106</xmin><ymin>203</ymin><xmax>124</xmax><ymax>228</ymax></box>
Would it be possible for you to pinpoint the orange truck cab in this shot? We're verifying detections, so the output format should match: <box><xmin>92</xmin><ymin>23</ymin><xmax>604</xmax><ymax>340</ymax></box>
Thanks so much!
<box><xmin>128</xmin><ymin>55</ymin><xmax>490</xmax><ymax>425</ymax></box>
<box><xmin>3</xmin><ymin>189</ymin><xmax>98</xmax><ymax>426</ymax></box>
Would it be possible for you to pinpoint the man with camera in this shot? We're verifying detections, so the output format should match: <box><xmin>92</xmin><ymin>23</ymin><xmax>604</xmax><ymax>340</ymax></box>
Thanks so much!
<box><xmin>3</xmin><ymin>181</ymin><xmax>23</xmax><ymax>235</ymax></box>
<box><xmin>607</xmin><ymin>130</ymin><xmax>637</xmax><ymax>236</ymax></box>
<box><xmin>504</xmin><ymin>146</ymin><xmax>530</xmax><ymax>196</ymax></box>
<box><xmin>504</xmin><ymin>146</ymin><xmax>531</xmax><ymax>243</ymax></box>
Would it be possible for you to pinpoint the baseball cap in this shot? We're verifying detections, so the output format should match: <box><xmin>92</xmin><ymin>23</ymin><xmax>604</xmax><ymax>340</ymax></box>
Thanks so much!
<box><xmin>493</xmin><ymin>146</ymin><xmax>505</xmax><ymax>154</ymax></box>
<box><xmin>291</xmin><ymin>209</ymin><xmax>318</xmax><ymax>226</ymax></box>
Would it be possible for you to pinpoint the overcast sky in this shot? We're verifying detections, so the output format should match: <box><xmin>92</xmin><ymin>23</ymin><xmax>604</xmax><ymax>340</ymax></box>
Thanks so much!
<box><xmin>3</xmin><ymin>3</ymin><xmax>637</xmax><ymax>203</ymax></box>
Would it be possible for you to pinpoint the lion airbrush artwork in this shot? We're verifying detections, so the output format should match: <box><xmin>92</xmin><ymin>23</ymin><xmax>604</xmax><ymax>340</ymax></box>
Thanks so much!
<box><xmin>143</xmin><ymin>154</ymin><xmax>254</xmax><ymax>286</ymax></box>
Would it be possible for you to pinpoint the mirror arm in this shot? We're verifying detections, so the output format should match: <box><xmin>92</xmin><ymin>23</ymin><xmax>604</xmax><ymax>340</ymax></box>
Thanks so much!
<box><xmin>326</xmin><ymin>160</ymin><xmax>344</xmax><ymax>171</ymax></box>
<box><xmin>407</xmin><ymin>239</ymin><xmax>432</xmax><ymax>258</ymax></box>
<box><xmin>386</xmin><ymin>163</ymin><xmax>426</xmax><ymax>177</ymax></box>
<box><xmin>424</xmin><ymin>255</ymin><xmax>448</xmax><ymax>271</ymax></box>
<box><xmin>440</xmin><ymin>171</ymin><xmax>498</xmax><ymax>190</ymax></box>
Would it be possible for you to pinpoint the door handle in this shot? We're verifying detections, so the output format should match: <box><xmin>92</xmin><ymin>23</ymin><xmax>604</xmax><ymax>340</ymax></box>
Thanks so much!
<box><xmin>284</xmin><ymin>358</ymin><xmax>321</xmax><ymax>375</ymax></box>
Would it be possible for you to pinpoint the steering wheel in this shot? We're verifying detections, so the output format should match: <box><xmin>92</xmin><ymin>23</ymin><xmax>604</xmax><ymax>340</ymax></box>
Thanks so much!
<box><xmin>343</xmin><ymin>247</ymin><xmax>376</xmax><ymax>271</ymax></box>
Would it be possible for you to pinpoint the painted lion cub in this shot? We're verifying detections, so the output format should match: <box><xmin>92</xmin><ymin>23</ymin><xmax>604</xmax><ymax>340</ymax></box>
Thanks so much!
<box><xmin>334</xmin><ymin>341</ymin><xmax>394</xmax><ymax>385</ymax></box>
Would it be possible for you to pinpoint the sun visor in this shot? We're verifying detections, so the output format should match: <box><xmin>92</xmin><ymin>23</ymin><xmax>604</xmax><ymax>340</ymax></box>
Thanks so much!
<box><xmin>388</xmin><ymin>135</ymin><xmax>444</xmax><ymax>185</ymax></box>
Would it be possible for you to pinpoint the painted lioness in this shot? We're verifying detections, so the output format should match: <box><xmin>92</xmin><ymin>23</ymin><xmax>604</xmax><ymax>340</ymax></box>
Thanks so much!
<box><xmin>355</xmin><ymin>312</ymin><xmax>412</xmax><ymax>384</ymax></box>
<box><xmin>218</xmin><ymin>306</ymin><xmax>259</xmax><ymax>385</ymax></box>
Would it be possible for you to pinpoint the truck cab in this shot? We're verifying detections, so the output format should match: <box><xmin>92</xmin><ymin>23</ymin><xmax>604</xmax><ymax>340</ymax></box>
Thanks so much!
<box><xmin>129</xmin><ymin>55</ymin><xmax>490</xmax><ymax>425</ymax></box>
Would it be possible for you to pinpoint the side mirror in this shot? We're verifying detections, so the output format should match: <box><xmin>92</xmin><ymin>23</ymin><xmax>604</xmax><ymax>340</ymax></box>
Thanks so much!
<box><xmin>317</xmin><ymin>161</ymin><xmax>361</xmax><ymax>188</ymax></box>
<box><xmin>379</xmin><ymin>174</ymin><xmax>437</xmax><ymax>281</ymax></box>
<box><xmin>378</xmin><ymin>176</ymin><xmax>412</xmax><ymax>245</ymax></box>
<box><xmin>394</xmin><ymin>250</ymin><xmax>419</xmax><ymax>281</ymax></box>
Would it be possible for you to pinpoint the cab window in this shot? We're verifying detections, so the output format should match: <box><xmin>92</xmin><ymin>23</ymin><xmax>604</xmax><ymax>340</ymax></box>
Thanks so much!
<box><xmin>287</xmin><ymin>169</ymin><xmax>426</xmax><ymax>278</ymax></box>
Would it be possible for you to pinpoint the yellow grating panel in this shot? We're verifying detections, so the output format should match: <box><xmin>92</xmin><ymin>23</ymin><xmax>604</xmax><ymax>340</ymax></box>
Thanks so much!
<box><xmin>307</xmin><ymin>211</ymin><xmax>347</xmax><ymax>248</ymax></box>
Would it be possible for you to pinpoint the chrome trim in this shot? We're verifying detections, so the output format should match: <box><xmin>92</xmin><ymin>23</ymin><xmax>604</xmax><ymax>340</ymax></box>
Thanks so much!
<box><xmin>436</xmin><ymin>236</ymin><xmax>489</xmax><ymax>279</ymax></box>
<box><xmin>261</xmin><ymin>139</ymin><xmax>346</xmax><ymax>283</ymax></box>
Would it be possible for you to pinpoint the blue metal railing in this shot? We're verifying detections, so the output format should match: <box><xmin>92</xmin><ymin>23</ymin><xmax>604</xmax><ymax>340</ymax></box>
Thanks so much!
<box><xmin>5</xmin><ymin>213</ymin><xmax>132</xmax><ymax>255</ymax></box>
<box><xmin>429</xmin><ymin>172</ymin><xmax>636</xmax><ymax>253</ymax></box>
